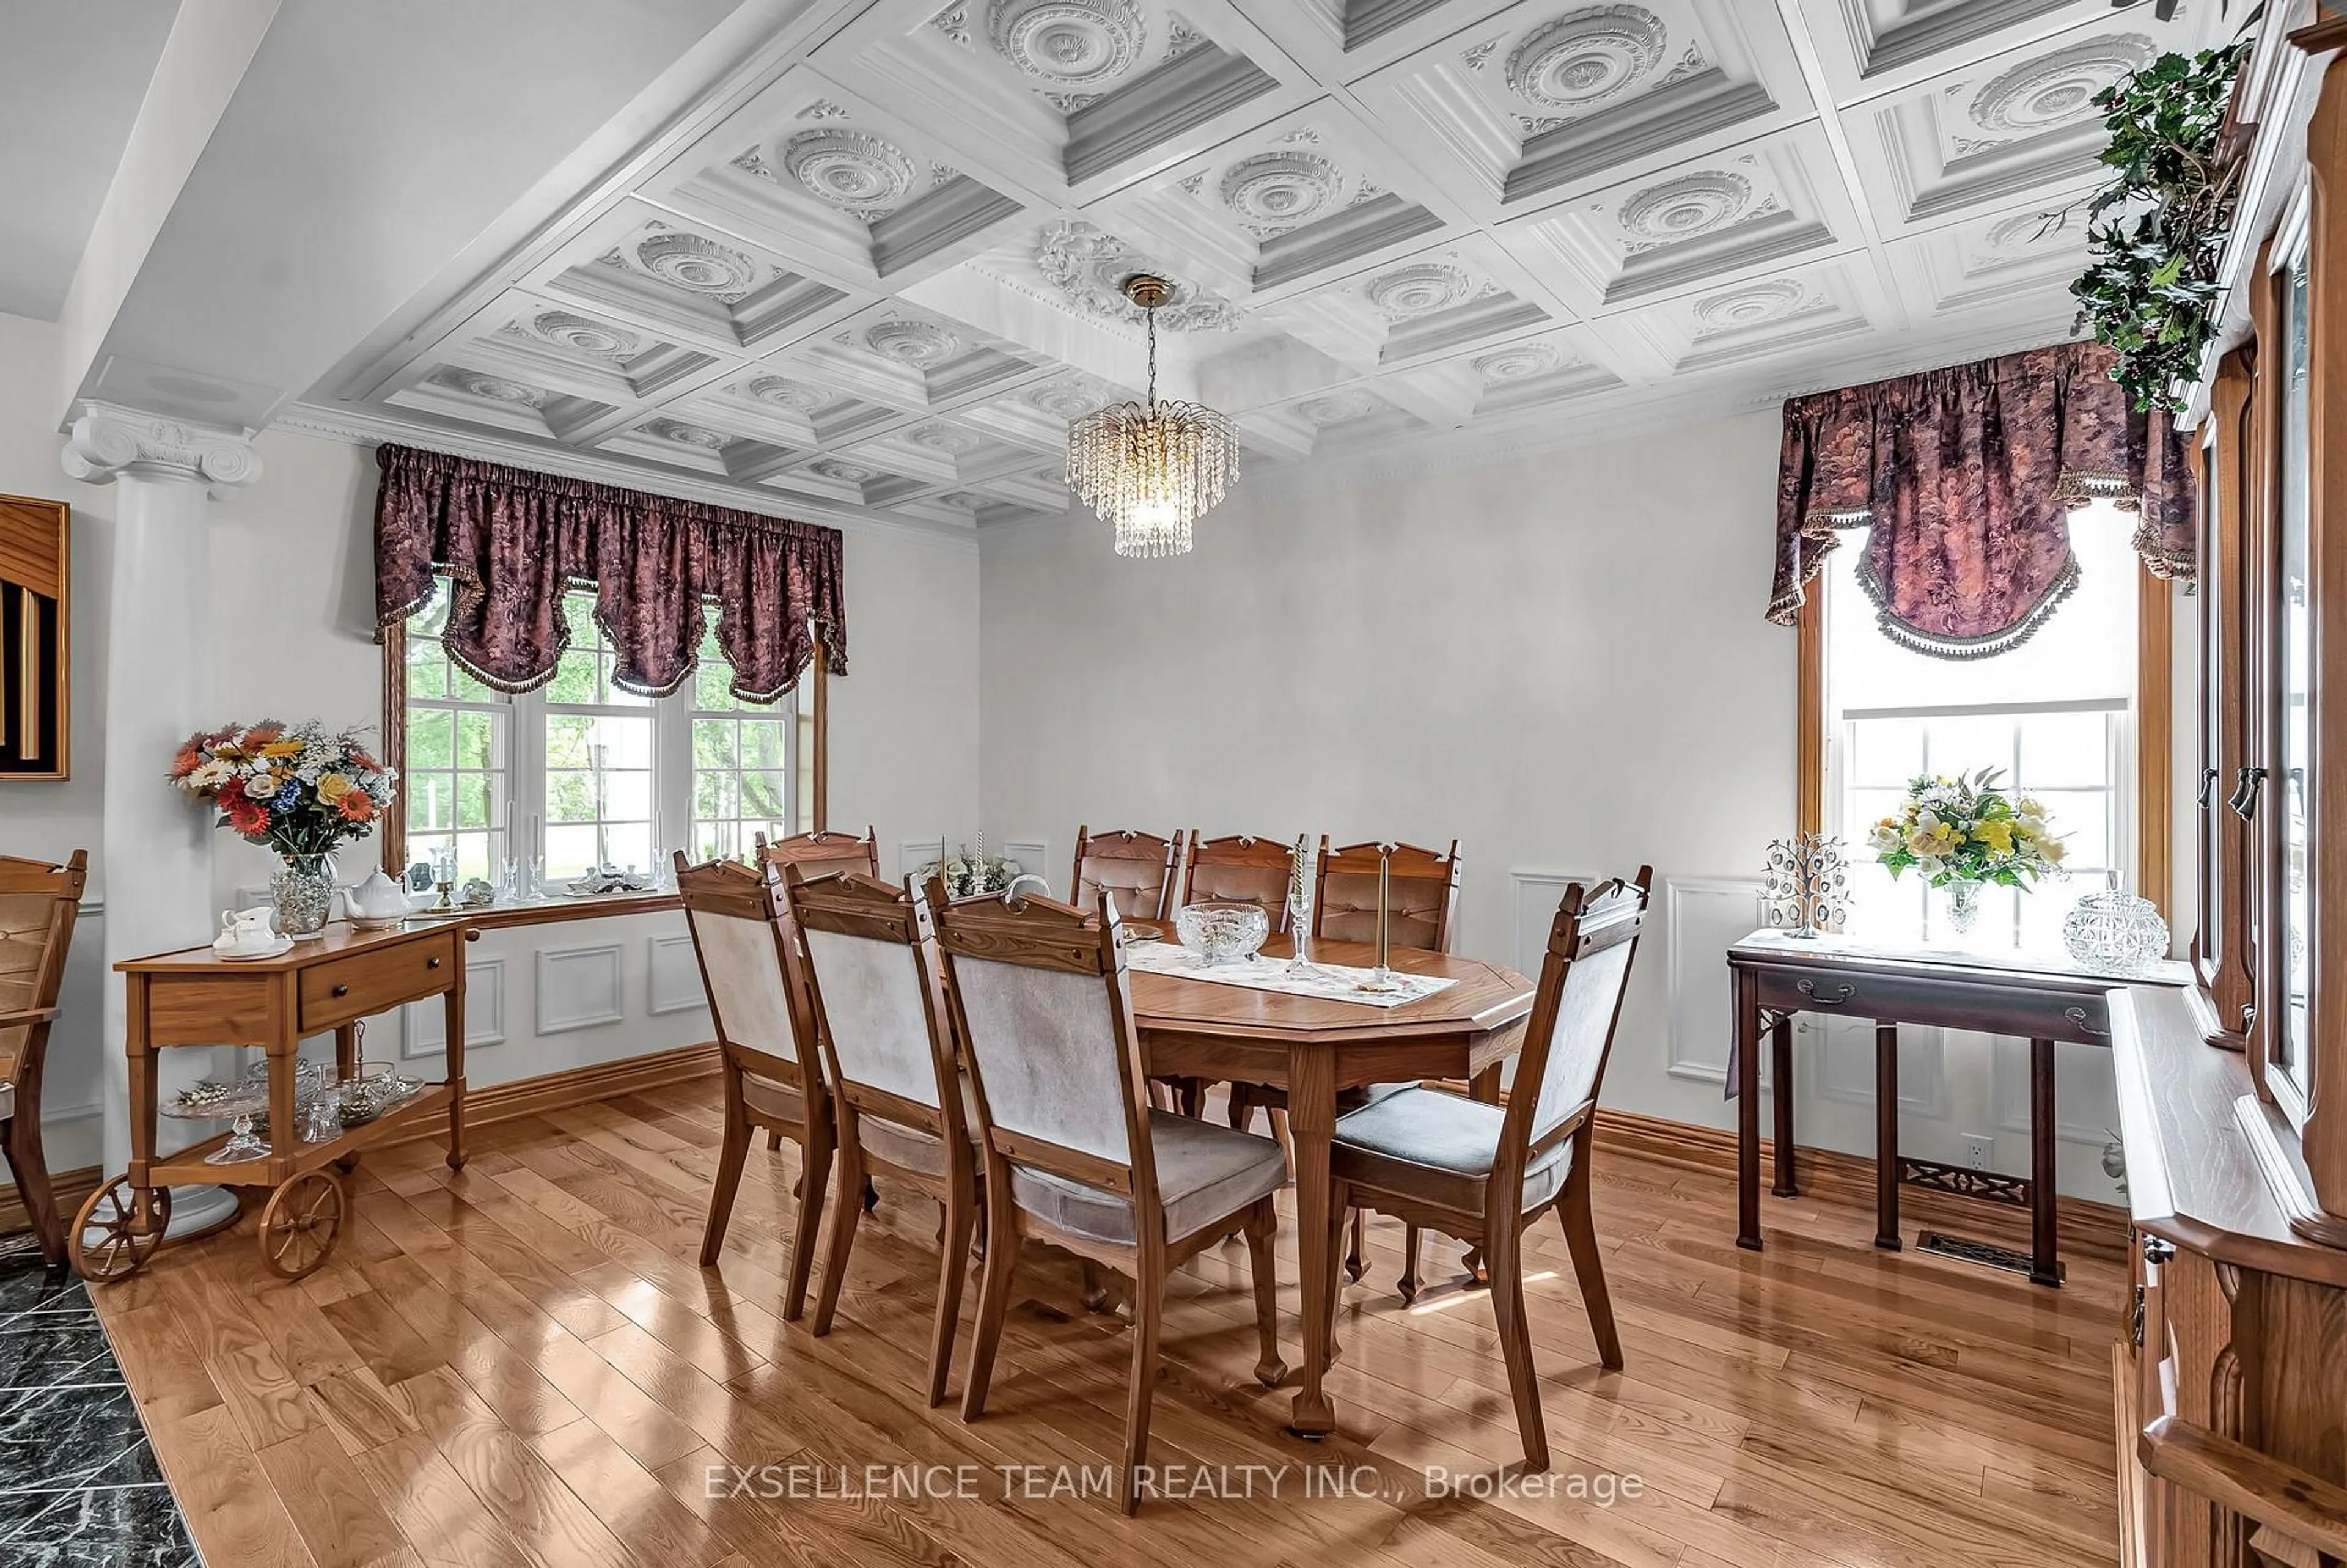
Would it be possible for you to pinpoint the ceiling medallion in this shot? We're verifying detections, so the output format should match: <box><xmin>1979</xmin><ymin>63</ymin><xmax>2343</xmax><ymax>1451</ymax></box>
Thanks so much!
<box><xmin>1066</xmin><ymin>273</ymin><xmax>1238</xmax><ymax>560</ymax></box>
<box><xmin>437</xmin><ymin>369</ymin><xmax>547</xmax><ymax>408</ymax></box>
<box><xmin>911</xmin><ymin>423</ymin><xmax>982</xmax><ymax>455</ymax></box>
<box><xmin>1617</xmin><ymin>171</ymin><xmax>1755</xmax><ymax>246</ymax></box>
<box><xmin>743</xmin><ymin>375</ymin><xmax>826</xmax><ymax>412</ymax></box>
<box><xmin>1297</xmin><ymin>390</ymin><xmax>1377</xmax><ymax>427</ymax></box>
<box><xmin>647</xmin><ymin>419</ymin><xmax>732</xmax><ymax>449</ymax></box>
<box><xmin>635</xmin><ymin>230</ymin><xmax>759</xmax><ymax>298</ymax></box>
<box><xmin>1363</xmin><ymin>262</ymin><xmax>1477</xmax><ymax>322</ymax></box>
<box><xmin>1472</xmin><ymin>342</ymin><xmax>1565</xmax><ymax>382</ymax></box>
<box><xmin>865</xmin><ymin>318</ymin><xmax>963</xmax><ymax>366</ymax></box>
<box><xmin>1692</xmin><ymin>278</ymin><xmax>1809</xmax><ymax>337</ymax></box>
<box><xmin>1970</xmin><ymin>34</ymin><xmax>2151</xmax><ymax>136</ymax></box>
<box><xmin>1034</xmin><ymin>221</ymin><xmax>1241</xmax><ymax>332</ymax></box>
<box><xmin>809</xmin><ymin>460</ymin><xmax>877</xmax><ymax>483</ymax></box>
<box><xmin>1220</xmin><ymin>150</ymin><xmax>1345</xmax><ymax>238</ymax></box>
<box><xmin>1505</xmin><ymin>5</ymin><xmax>1669</xmax><ymax>115</ymax></box>
<box><xmin>782</xmin><ymin>129</ymin><xmax>919</xmax><ymax>218</ymax></box>
<box><xmin>988</xmin><ymin>0</ymin><xmax>1147</xmax><ymax>91</ymax></box>
<box><xmin>1027</xmin><ymin>376</ymin><xmax>1114</xmax><ymax>420</ymax></box>
<box><xmin>528</xmin><ymin>311</ymin><xmax>641</xmax><ymax>360</ymax></box>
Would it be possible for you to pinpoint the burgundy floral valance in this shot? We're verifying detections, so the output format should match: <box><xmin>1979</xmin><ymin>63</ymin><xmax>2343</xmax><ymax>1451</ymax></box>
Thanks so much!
<box><xmin>1769</xmin><ymin>341</ymin><xmax>2194</xmax><ymax>659</ymax></box>
<box><xmin>373</xmin><ymin>444</ymin><xmax>846</xmax><ymax>702</ymax></box>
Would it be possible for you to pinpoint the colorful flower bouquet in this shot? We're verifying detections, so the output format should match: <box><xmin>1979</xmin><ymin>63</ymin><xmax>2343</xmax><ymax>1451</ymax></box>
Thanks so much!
<box><xmin>1869</xmin><ymin>769</ymin><xmax>2065</xmax><ymax>902</ymax></box>
<box><xmin>1870</xmin><ymin>769</ymin><xmax>2066</xmax><ymax>888</ymax></box>
<box><xmin>169</xmin><ymin>721</ymin><xmax>398</xmax><ymax>936</ymax></box>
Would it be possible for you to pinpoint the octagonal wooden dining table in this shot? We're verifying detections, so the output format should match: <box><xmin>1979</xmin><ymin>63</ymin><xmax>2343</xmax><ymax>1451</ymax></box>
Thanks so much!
<box><xmin>1123</xmin><ymin>928</ymin><xmax>1537</xmax><ymax>1437</ymax></box>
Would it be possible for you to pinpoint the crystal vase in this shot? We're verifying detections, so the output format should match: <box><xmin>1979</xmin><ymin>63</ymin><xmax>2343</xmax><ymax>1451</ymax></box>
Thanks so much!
<box><xmin>1939</xmin><ymin>877</ymin><xmax>1984</xmax><ymax>938</ymax></box>
<box><xmin>273</xmin><ymin>853</ymin><xmax>337</xmax><ymax>939</ymax></box>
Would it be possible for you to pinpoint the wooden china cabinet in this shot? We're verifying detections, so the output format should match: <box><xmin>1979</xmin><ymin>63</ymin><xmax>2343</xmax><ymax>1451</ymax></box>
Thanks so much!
<box><xmin>2116</xmin><ymin>7</ymin><xmax>2347</xmax><ymax>1565</ymax></box>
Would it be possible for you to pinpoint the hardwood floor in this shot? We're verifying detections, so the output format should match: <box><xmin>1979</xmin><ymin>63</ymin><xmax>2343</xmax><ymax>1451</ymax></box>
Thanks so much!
<box><xmin>89</xmin><ymin>1080</ymin><xmax>2126</xmax><ymax>1568</ymax></box>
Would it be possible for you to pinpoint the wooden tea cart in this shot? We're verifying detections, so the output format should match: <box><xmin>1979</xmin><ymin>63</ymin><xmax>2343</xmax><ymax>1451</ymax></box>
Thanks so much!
<box><xmin>70</xmin><ymin>921</ymin><xmax>471</xmax><ymax>1282</ymax></box>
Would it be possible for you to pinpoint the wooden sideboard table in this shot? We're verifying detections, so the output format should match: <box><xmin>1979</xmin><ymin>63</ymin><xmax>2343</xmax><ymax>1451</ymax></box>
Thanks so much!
<box><xmin>70</xmin><ymin>921</ymin><xmax>471</xmax><ymax>1283</ymax></box>
<box><xmin>1728</xmin><ymin>929</ymin><xmax>2187</xmax><ymax>1287</ymax></box>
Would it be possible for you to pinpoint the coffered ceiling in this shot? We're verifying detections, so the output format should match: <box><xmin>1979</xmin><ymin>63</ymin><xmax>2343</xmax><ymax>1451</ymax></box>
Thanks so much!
<box><xmin>287</xmin><ymin>0</ymin><xmax>2198</xmax><ymax>542</ymax></box>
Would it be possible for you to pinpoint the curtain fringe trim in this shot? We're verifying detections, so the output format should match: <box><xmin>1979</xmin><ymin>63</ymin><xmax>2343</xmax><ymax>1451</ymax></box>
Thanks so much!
<box><xmin>1856</xmin><ymin>550</ymin><xmax>2083</xmax><ymax>661</ymax></box>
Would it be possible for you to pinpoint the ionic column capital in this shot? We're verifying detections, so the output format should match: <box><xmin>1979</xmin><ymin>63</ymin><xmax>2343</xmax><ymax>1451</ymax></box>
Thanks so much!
<box><xmin>61</xmin><ymin>400</ymin><xmax>262</xmax><ymax>498</ymax></box>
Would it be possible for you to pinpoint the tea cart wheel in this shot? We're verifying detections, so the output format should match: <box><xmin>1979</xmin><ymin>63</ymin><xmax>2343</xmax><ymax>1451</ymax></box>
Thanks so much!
<box><xmin>70</xmin><ymin>1179</ymin><xmax>172</xmax><ymax>1284</ymax></box>
<box><xmin>259</xmin><ymin>1171</ymin><xmax>344</xmax><ymax>1280</ymax></box>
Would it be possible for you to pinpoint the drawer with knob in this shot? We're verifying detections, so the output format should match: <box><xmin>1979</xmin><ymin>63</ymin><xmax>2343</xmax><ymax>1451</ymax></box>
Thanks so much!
<box><xmin>298</xmin><ymin>931</ymin><xmax>460</xmax><ymax>1031</ymax></box>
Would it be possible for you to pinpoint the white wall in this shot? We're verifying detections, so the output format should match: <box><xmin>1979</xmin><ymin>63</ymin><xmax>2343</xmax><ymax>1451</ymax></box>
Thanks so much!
<box><xmin>979</xmin><ymin>412</ymin><xmax>2130</xmax><ymax>1201</ymax></box>
<box><xmin>0</xmin><ymin>307</ymin><xmax>983</xmax><ymax>1179</ymax></box>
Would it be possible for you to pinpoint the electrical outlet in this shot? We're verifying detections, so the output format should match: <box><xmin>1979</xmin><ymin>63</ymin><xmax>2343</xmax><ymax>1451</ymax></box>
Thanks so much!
<box><xmin>1961</xmin><ymin>1134</ymin><xmax>1993</xmax><ymax>1170</ymax></box>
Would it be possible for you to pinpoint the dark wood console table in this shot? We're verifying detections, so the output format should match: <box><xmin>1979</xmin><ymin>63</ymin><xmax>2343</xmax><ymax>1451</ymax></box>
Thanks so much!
<box><xmin>1728</xmin><ymin>929</ymin><xmax>2187</xmax><ymax>1286</ymax></box>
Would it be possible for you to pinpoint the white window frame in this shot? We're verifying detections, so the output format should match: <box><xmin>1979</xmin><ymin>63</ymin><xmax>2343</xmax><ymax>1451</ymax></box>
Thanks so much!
<box><xmin>399</xmin><ymin>591</ymin><xmax>806</xmax><ymax>881</ymax></box>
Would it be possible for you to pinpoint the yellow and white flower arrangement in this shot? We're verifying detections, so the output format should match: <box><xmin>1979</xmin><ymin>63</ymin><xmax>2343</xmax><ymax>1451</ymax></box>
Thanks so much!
<box><xmin>1868</xmin><ymin>769</ymin><xmax>2065</xmax><ymax>890</ymax></box>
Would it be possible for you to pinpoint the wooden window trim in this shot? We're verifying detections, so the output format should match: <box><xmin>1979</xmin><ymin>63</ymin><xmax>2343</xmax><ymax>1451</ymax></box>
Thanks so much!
<box><xmin>377</xmin><ymin>617</ymin><xmax>830</xmax><ymax>877</ymax></box>
<box><xmin>1794</xmin><ymin>532</ymin><xmax>2176</xmax><ymax>914</ymax></box>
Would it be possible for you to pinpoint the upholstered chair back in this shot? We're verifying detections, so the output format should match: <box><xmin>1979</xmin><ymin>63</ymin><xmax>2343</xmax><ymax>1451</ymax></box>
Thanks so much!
<box><xmin>1516</xmin><ymin>870</ymin><xmax>1653</xmax><ymax>1148</ymax></box>
<box><xmin>1179</xmin><ymin>833</ymin><xmax>1296</xmax><ymax>931</ymax></box>
<box><xmin>935</xmin><ymin>884</ymin><xmax>1145</xmax><ymax>1177</ymax></box>
<box><xmin>1070</xmin><ymin>826</ymin><xmax>1178</xmax><ymax>925</ymax></box>
<box><xmin>790</xmin><ymin>871</ymin><xmax>953</xmax><ymax>1115</ymax></box>
<box><xmin>1315</xmin><ymin>840</ymin><xmax>1463</xmax><ymax>953</ymax></box>
<box><xmin>676</xmin><ymin>855</ymin><xmax>805</xmax><ymax>1069</ymax></box>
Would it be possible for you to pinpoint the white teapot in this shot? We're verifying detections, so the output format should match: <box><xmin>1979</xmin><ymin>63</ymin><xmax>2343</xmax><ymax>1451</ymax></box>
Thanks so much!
<box><xmin>215</xmin><ymin>907</ymin><xmax>277</xmax><ymax>954</ymax></box>
<box><xmin>344</xmin><ymin>867</ymin><xmax>413</xmax><ymax>929</ymax></box>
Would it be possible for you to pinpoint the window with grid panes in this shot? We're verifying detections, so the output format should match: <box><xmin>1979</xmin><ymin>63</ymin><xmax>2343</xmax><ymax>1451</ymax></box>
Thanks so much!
<box><xmin>1824</xmin><ymin>503</ymin><xmax>2141</xmax><ymax>951</ymax></box>
<box><xmin>395</xmin><ymin>588</ymin><xmax>812</xmax><ymax>884</ymax></box>
<box><xmin>401</xmin><ymin>595</ymin><xmax>509</xmax><ymax>884</ymax></box>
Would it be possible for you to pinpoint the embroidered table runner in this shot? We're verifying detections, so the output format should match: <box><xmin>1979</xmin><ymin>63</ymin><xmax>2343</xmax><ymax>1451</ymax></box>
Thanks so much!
<box><xmin>1125</xmin><ymin>939</ymin><xmax>1460</xmax><ymax>1009</ymax></box>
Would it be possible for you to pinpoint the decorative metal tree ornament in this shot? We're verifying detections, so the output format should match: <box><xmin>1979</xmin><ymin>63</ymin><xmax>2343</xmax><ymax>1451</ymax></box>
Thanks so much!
<box><xmin>1763</xmin><ymin>833</ymin><xmax>1848</xmax><ymax>939</ymax></box>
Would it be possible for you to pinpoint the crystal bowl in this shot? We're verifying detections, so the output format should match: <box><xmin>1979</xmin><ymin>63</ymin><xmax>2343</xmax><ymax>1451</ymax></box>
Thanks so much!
<box><xmin>1174</xmin><ymin>901</ymin><xmax>1270</xmax><ymax>967</ymax></box>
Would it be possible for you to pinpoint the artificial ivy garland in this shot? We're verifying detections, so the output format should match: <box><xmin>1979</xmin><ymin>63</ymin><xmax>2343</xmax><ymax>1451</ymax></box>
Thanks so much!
<box><xmin>2071</xmin><ymin>42</ymin><xmax>2251</xmax><ymax>412</ymax></box>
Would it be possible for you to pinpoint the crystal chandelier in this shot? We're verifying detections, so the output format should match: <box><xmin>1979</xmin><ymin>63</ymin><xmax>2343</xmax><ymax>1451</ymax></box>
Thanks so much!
<box><xmin>1065</xmin><ymin>274</ymin><xmax>1238</xmax><ymax>559</ymax></box>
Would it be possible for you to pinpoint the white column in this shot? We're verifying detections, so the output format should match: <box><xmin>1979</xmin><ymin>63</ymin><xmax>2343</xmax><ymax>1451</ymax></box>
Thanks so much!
<box><xmin>62</xmin><ymin>401</ymin><xmax>261</xmax><ymax>1226</ymax></box>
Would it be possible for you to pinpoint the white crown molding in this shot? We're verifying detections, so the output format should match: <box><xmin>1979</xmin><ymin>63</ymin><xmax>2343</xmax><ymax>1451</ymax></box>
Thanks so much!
<box><xmin>60</xmin><ymin>401</ymin><xmax>263</xmax><ymax>499</ymax></box>
<box><xmin>271</xmin><ymin>400</ymin><xmax>979</xmax><ymax>557</ymax></box>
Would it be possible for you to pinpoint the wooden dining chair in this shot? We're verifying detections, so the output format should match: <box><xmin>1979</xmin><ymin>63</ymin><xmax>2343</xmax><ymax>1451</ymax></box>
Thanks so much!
<box><xmin>754</xmin><ymin>827</ymin><xmax>878</xmax><ymax>1154</ymax></box>
<box><xmin>1328</xmin><ymin>868</ymin><xmax>1652</xmax><ymax>1470</ymax></box>
<box><xmin>1068</xmin><ymin>826</ymin><xmax>1178</xmax><ymax>923</ymax></box>
<box><xmin>0</xmin><ymin>851</ymin><xmax>86</xmax><ymax>1266</ymax></box>
<box><xmin>1314</xmin><ymin>838</ymin><xmax>1463</xmax><ymax>953</ymax></box>
<box><xmin>934</xmin><ymin>879</ymin><xmax>1288</xmax><ymax>1514</ymax></box>
<box><xmin>785</xmin><ymin>866</ymin><xmax>980</xmax><ymax>1407</ymax></box>
<box><xmin>675</xmin><ymin>852</ymin><xmax>832</xmax><ymax>1316</ymax></box>
<box><xmin>1176</xmin><ymin>832</ymin><xmax>1295</xmax><ymax>928</ymax></box>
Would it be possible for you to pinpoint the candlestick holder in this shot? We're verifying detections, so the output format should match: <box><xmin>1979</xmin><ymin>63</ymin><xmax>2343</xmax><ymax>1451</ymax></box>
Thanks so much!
<box><xmin>1763</xmin><ymin>833</ymin><xmax>1848</xmax><ymax>939</ymax></box>
<box><xmin>1285</xmin><ymin>833</ymin><xmax>1316</xmax><ymax>976</ymax></box>
<box><xmin>1354</xmin><ymin>843</ymin><xmax>1401</xmax><ymax>993</ymax></box>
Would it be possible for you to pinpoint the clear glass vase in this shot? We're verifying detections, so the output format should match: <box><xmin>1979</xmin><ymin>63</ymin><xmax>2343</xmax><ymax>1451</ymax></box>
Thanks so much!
<box><xmin>1940</xmin><ymin>877</ymin><xmax>1984</xmax><ymax>937</ymax></box>
<box><xmin>273</xmin><ymin>853</ymin><xmax>337</xmax><ymax>939</ymax></box>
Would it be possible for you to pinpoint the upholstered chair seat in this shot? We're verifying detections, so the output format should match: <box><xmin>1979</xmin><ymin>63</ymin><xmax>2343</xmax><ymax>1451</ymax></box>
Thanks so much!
<box><xmin>851</xmin><ymin>1074</ymin><xmax>983</xmax><ymax>1179</ymax></box>
<box><xmin>737</xmin><ymin>1073</ymin><xmax>804</xmax><ymax>1126</ymax></box>
<box><xmin>1008</xmin><ymin>1108</ymin><xmax>1287</xmax><ymax>1247</ymax></box>
<box><xmin>1332</xmin><ymin>1087</ymin><xmax>1571</xmax><ymax>1216</ymax></box>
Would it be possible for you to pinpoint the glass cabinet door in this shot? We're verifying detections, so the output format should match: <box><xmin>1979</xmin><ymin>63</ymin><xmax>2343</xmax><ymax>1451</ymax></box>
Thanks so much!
<box><xmin>2276</xmin><ymin>237</ymin><xmax>2315</xmax><ymax>1107</ymax></box>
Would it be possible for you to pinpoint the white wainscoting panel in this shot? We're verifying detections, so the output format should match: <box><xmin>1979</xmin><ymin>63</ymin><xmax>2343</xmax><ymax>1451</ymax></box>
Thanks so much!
<box><xmin>647</xmin><ymin>934</ymin><xmax>707</xmax><ymax>1016</ymax></box>
<box><xmin>537</xmin><ymin>943</ymin><xmax>625</xmax><ymax>1035</ymax></box>
<box><xmin>1665</xmin><ymin>876</ymin><xmax>1769</xmax><ymax>1088</ymax></box>
<box><xmin>1813</xmin><ymin>1014</ymin><xmax>1948</xmax><ymax>1118</ymax></box>
<box><xmin>898</xmin><ymin>838</ymin><xmax>946</xmax><ymax>885</ymax></box>
<box><xmin>1988</xmin><ymin>1035</ymin><xmax>2120</xmax><ymax>1146</ymax></box>
<box><xmin>402</xmin><ymin>958</ymin><xmax>506</xmax><ymax>1058</ymax></box>
<box><xmin>1003</xmin><ymin>839</ymin><xmax>1050</xmax><ymax>889</ymax></box>
<box><xmin>1507</xmin><ymin>870</ymin><xmax>1598</xmax><ymax>982</ymax></box>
